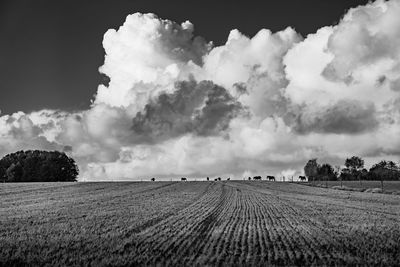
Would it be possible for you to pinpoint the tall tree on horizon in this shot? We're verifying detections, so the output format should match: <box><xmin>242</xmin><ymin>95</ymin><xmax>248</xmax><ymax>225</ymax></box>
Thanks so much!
<box><xmin>345</xmin><ymin>156</ymin><xmax>364</xmax><ymax>185</ymax></box>
<box><xmin>304</xmin><ymin>159</ymin><xmax>319</xmax><ymax>183</ymax></box>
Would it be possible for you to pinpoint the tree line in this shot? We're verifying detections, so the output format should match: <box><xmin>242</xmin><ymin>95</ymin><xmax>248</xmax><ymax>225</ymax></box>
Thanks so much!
<box><xmin>304</xmin><ymin>156</ymin><xmax>400</xmax><ymax>182</ymax></box>
<box><xmin>0</xmin><ymin>150</ymin><xmax>79</xmax><ymax>182</ymax></box>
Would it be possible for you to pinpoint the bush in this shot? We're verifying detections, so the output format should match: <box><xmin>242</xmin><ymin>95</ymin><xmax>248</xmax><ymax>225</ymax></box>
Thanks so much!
<box><xmin>0</xmin><ymin>150</ymin><xmax>78</xmax><ymax>182</ymax></box>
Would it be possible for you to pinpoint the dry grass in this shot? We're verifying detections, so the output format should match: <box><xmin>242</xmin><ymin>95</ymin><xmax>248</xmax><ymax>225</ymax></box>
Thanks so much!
<box><xmin>1</xmin><ymin>181</ymin><xmax>399</xmax><ymax>266</ymax></box>
<box><xmin>307</xmin><ymin>180</ymin><xmax>400</xmax><ymax>194</ymax></box>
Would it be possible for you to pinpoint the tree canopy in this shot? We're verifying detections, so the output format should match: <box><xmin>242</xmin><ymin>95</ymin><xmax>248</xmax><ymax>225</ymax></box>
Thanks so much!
<box><xmin>318</xmin><ymin>163</ymin><xmax>336</xmax><ymax>181</ymax></box>
<box><xmin>0</xmin><ymin>150</ymin><xmax>79</xmax><ymax>182</ymax></box>
<box><xmin>369</xmin><ymin>160</ymin><xmax>400</xmax><ymax>181</ymax></box>
<box><xmin>345</xmin><ymin>156</ymin><xmax>364</xmax><ymax>173</ymax></box>
<box><xmin>304</xmin><ymin>159</ymin><xmax>319</xmax><ymax>181</ymax></box>
<box><xmin>303</xmin><ymin>156</ymin><xmax>400</xmax><ymax>181</ymax></box>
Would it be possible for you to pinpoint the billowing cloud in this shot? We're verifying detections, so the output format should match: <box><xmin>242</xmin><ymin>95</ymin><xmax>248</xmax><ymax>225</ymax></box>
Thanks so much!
<box><xmin>323</xmin><ymin>0</ymin><xmax>400</xmax><ymax>82</ymax></box>
<box><xmin>0</xmin><ymin>111</ymin><xmax>62</xmax><ymax>155</ymax></box>
<box><xmin>293</xmin><ymin>100</ymin><xmax>379</xmax><ymax>134</ymax></box>
<box><xmin>202</xmin><ymin>27</ymin><xmax>302</xmax><ymax>118</ymax></box>
<box><xmin>132</xmin><ymin>78</ymin><xmax>245</xmax><ymax>142</ymax></box>
<box><xmin>1</xmin><ymin>0</ymin><xmax>400</xmax><ymax>180</ymax></box>
<box><xmin>95</xmin><ymin>13</ymin><xmax>211</xmax><ymax>113</ymax></box>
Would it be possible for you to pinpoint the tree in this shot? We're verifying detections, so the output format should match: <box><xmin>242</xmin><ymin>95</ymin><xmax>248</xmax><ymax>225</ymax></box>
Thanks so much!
<box><xmin>369</xmin><ymin>160</ymin><xmax>400</xmax><ymax>181</ymax></box>
<box><xmin>345</xmin><ymin>156</ymin><xmax>364</xmax><ymax>183</ymax></box>
<box><xmin>334</xmin><ymin>165</ymin><xmax>343</xmax><ymax>186</ymax></box>
<box><xmin>6</xmin><ymin>162</ymin><xmax>23</xmax><ymax>182</ymax></box>
<box><xmin>318</xmin><ymin>163</ymin><xmax>336</xmax><ymax>181</ymax></box>
<box><xmin>369</xmin><ymin>160</ymin><xmax>388</xmax><ymax>189</ymax></box>
<box><xmin>0</xmin><ymin>161</ymin><xmax>6</xmax><ymax>182</ymax></box>
<box><xmin>345</xmin><ymin>156</ymin><xmax>364</xmax><ymax>174</ymax></box>
<box><xmin>0</xmin><ymin>150</ymin><xmax>79</xmax><ymax>182</ymax></box>
<box><xmin>317</xmin><ymin>163</ymin><xmax>336</xmax><ymax>187</ymax></box>
<box><xmin>304</xmin><ymin>159</ymin><xmax>319</xmax><ymax>183</ymax></box>
<box><xmin>387</xmin><ymin>161</ymin><xmax>400</xmax><ymax>180</ymax></box>
<box><xmin>340</xmin><ymin>168</ymin><xmax>352</xmax><ymax>181</ymax></box>
<box><xmin>359</xmin><ymin>168</ymin><xmax>369</xmax><ymax>180</ymax></box>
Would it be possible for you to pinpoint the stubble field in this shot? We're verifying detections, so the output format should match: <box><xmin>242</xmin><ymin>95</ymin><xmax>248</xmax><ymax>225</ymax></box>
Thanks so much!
<box><xmin>1</xmin><ymin>181</ymin><xmax>399</xmax><ymax>266</ymax></box>
<box><xmin>306</xmin><ymin>180</ymin><xmax>400</xmax><ymax>192</ymax></box>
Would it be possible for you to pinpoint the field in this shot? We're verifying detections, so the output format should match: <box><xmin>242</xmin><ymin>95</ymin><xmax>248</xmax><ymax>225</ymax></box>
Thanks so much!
<box><xmin>306</xmin><ymin>180</ymin><xmax>400</xmax><ymax>192</ymax></box>
<box><xmin>1</xmin><ymin>181</ymin><xmax>399</xmax><ymax>266</ymax></box>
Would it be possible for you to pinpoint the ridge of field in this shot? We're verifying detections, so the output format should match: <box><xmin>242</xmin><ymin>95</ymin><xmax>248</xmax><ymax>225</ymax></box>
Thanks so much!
<box><xmin>0</xmin><ymin>181</ymin><xmax>399</xmax><ymax>266</ymax></box>
<box><xmin>302</xmin><ymin>180</ymin><xmax>400</xmax><ymax>192</ymax></box>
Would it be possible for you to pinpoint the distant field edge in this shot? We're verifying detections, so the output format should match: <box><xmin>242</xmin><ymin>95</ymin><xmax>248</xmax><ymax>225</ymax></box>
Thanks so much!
<box><xmin>296</xmin><ymin>180</ymin><xmax>400</xmax><ymax>195</ymax></box>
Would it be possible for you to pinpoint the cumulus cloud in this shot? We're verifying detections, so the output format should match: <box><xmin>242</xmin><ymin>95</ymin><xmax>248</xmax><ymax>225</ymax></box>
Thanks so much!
<box><xmin>323</xmin><ymin>0</ymin><xmax>400</xmax><ymax>82</ymax></box>
<box><xmin>0</xmin><ymin>111</ymin><xmax>62</xmax><ymax>155</ymax></box>
<box><xmin>202</xmin><ymin>27</ymin><xmax>302</xmax><ymax>118</ymax></box>
<box><xmin>132</xmin><ymin>78</ymin><xmax>245</xmax><ymax>142</ymax></box>
<box><xmin>95</xmin><ymin>13</ymin><xmax>211</xmax><ymax>112</ymax></box>
<box><xmin>293</xmin><ymin>100</ymin><xmax>379</xmax><ymax>134</ymax></box>
<box><xmin>1</xmin><ymin>1</ymin><xmax>400</xmax><ymax>180</ymax></box>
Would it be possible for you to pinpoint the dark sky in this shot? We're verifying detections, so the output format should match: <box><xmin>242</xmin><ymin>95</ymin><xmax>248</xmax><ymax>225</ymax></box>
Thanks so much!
<box><xmin>0</xmin><ymin>0</ymin><xmax>371</xmax><ymax>115</ymax></box>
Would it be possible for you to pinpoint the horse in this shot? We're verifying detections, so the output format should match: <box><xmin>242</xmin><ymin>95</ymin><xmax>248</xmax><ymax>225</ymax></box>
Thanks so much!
<box><xmin>267</xmin><ymin>175</ymin><xmax>275</xmax><ymax>181</ymax></box>
<box><xmin>151</xmin><ymin>177</ymin><xmax>155</xmax><ymax>181</ymax></box>
<box><xmin>299</xmin><ymin>176</ymin><xmax>306</xmax><ymax>181</ymax></box>
<box><xmin>181</xmin><ymin>177</ymin><xmax>187</xmax><ymax>181</ymax></box>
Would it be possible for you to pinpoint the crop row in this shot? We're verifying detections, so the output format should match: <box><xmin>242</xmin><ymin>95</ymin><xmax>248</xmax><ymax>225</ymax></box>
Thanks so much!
<box><xmin>108</xmin><ymin>182</ymin><xmax>400</xmax><ymax>266</ymax></box>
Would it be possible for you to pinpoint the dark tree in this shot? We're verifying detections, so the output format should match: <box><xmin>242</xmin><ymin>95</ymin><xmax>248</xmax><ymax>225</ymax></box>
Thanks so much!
<box><xmin>344</xmin><ymin>156</ymin><xmax>365</xmax><ymax>184</ymax></box>
<box><xmin>359</xmin><ymin>168</ymin><xmax>369</xmax><ymax>180</ymax></box>
<box><xmin>387</xmin><ymin>161</ymin><xmax>400</xmax><ymax>180</ymax></box>
<box><xmin>0</xmin><ymin>150</ymin><xmax>79</xmax><ymax>182</ymax></box>
<box><xmin>6</xmin><ymin>162</ymin><xmax>23</xmax><ymax>182</ymax></box>
<box><xmin>318</xmin><ymin>163</ymin><xmax>336</xmax><ymax>181</ymax></box>
<box><xmin>304</xmin><ymin>159</ymin><xmax>319</xmax><ymax>183</ymax></box>
<box><xmin>0</xmin><ymin>163</ymin><xmax>5</xmax><ymax>182</ymax></box>
<box><xmin>369</xmin><ymin>160</ymin><xmax>400</xmax><ymax>181</ymax></box>
<box><xmin>339</xmin><ymin>168</ymin><xmax>352</xmax><ymax>181</ymax></box>
<box><xmin>345</xmin><ymin>156</ymin><xmax>364</xmax><ymax>175</ymax></box>
<box><xmin>316</xmin><ymin>163</ymin><xmax>336</xmax><ymax>187</ymax></box>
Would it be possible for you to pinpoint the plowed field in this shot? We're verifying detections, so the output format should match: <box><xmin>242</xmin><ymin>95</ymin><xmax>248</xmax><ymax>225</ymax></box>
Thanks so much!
<box><xmin>1</xmin><ymin>181</ymin><xmax>399</xmax><ymax>266</ymax></box>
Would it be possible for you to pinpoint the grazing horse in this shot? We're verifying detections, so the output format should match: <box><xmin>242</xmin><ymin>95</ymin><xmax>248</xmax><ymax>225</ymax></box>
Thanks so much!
<box><xmin>181</xmin><ymin>177</ymin><xmax>187</xmax><ymax>181</ymax></box>
<box><xmin>299</xmin><ymin>176</ymin><xmax>306</xmax><ymax>181</ymax></box>
<box><xmin>151</xmin><ymin>177</ymin><xmax>155</xmax><ymax>181</ymax></box>
<box><xmin>253</xmin><ymin>176</ymin><xmax>262</xmax><ymax>180</ymax></box>
<box><xmin>267</xmin><ymin>175</ymin><xmax>275</xmax><ymax>181</ymax></box>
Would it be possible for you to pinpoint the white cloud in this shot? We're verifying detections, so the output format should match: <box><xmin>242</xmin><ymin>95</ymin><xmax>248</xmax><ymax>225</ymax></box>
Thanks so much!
<box><xmin>1</xmin><ymin>1</ymin><xmax>400</xmax><ymax>180</ymax></box>
<box><xmin>202</xmin><ymin>27</ymin><xmax>301</xmax><ymax>118</ymax></box>
<box><xmin>95</xmin><ymin>13</ymin><xmax>210</xmax><ymax>113</ymax></box>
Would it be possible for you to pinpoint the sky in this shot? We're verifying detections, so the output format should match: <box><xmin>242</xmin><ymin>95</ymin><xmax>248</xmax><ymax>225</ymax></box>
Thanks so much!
<box><xmin>1</xmin><ymin>0</ymin><xmax>399</xmax><ymax>180</ymax></box>
<box><xmin>0</xmin><ymin>0</ymin><xmax>371</xmax><ymax>114</ymax></box>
